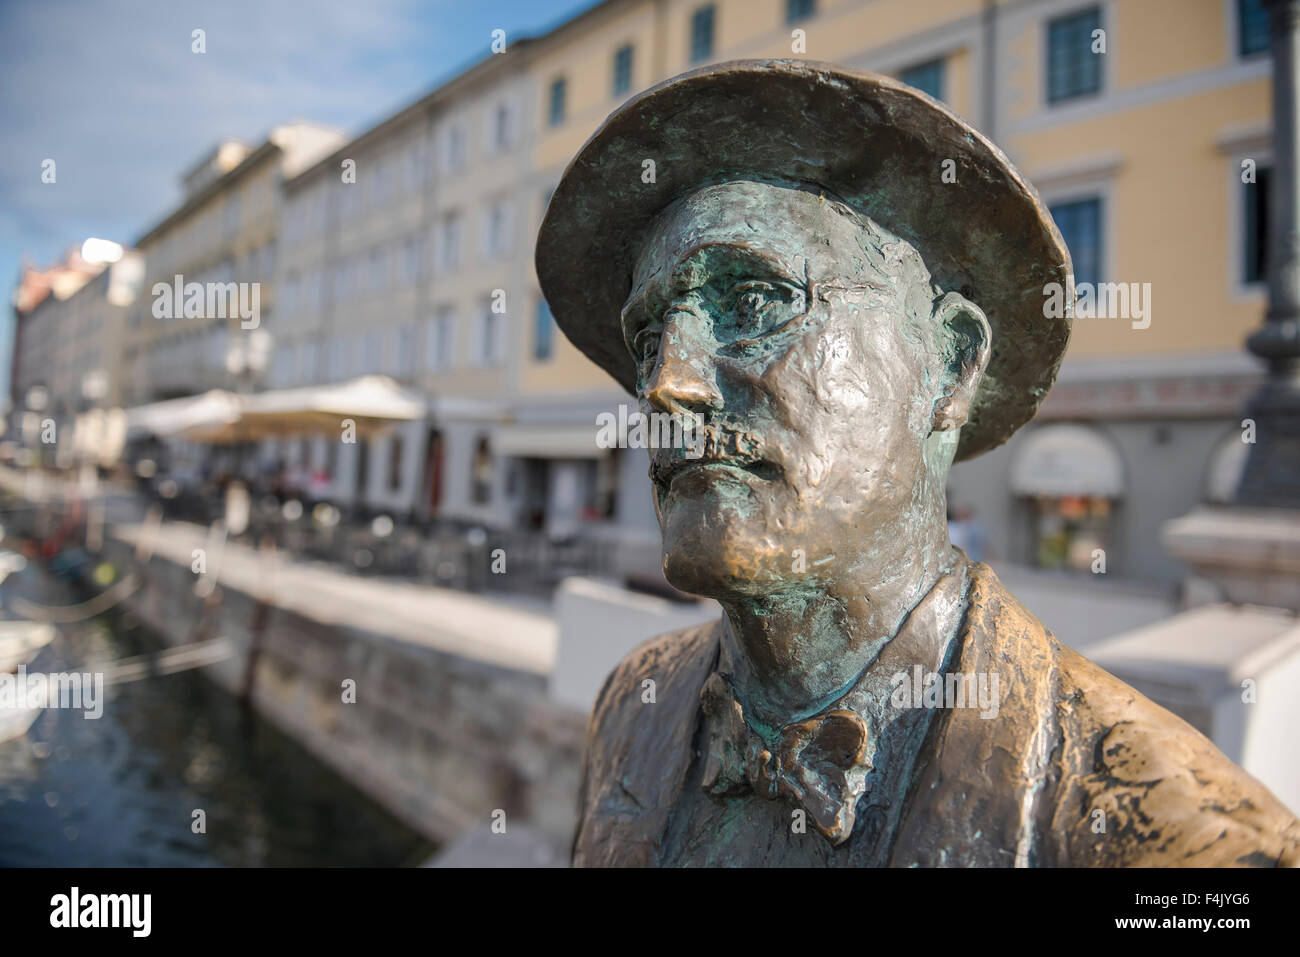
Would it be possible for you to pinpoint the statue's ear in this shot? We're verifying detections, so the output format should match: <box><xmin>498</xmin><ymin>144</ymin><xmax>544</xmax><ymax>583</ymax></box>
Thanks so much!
<box><xmin>930</xmin><ymin>291</ymin><xmax>991</xmax><ymax>432</ymax></box>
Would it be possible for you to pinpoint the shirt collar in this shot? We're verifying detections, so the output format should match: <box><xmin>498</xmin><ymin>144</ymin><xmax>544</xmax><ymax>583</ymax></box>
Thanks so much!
<box><xmin>698</xmin><ymin>550</ymin><xmax>970</xmax><ymax>845</ymax></box>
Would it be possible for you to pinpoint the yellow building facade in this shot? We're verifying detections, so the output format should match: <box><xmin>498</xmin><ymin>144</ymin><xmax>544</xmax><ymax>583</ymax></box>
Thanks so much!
<box><xmin>124</xmin><ymin>124</ymin><xmax>343</xmax><ymax>406</ymax></box>
<box><xmin>508</xmin><ymin>0</ymin><xmax>1271</xmax><ymax>584</ymax></box>
<box><xmin>16</xmin><ymin>0</ymin><xmax>1265</xmax><ymax>586</ymax></box>
<box><xmin>522</xmin><ymin>0</ymin><xmax>1268</xmax><ymax>388</ymax></box>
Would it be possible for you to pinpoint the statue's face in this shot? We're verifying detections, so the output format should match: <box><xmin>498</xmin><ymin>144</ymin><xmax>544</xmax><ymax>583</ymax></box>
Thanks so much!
<box><xmin>623</xmin><ymin>180</ymin><xmax>959</xmax><ymax>599</ymax></box>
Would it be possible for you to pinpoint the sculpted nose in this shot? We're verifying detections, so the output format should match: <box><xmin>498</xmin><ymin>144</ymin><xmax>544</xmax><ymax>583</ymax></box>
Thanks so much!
<box><xmin>644</xmin><ymin>312</ymin><xmax>723</xmax><ymax>415</ymax></box>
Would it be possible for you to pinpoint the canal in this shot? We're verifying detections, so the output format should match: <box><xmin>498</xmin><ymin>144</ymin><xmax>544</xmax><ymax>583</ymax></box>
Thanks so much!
<box><xmin>0</xmin><ymin>546</ymin><xmax>436</xmax><ymax>866</ymax></box>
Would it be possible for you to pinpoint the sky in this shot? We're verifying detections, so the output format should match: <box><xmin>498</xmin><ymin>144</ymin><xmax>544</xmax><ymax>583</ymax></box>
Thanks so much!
<box><xmin>0</xmin><ymin>0</ymin><xmax>597</xmax><ymax>396</ymax></box>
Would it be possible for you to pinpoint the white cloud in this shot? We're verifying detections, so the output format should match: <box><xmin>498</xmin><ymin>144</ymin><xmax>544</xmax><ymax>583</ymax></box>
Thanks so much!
<box><xmin>0</xmin><ymin>0</ymin><xmax>587</xmax><ymax>395</ymax></box>
<box><xmin>0</xmin><ymin>0</ymin><xmax>448</xmax><ymax>249</ymax></box>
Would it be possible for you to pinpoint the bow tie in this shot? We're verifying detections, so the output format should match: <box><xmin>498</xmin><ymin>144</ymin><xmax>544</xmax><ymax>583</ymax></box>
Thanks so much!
<box><xmin>699</xmin><ymin>672</ymin><xmax>872</xmax><ymax>846</ymax></box>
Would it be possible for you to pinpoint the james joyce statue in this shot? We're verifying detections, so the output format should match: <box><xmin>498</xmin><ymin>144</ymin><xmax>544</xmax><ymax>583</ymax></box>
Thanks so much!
<box><xmin>535</xmin><ymin>60</ymin><xmax>1300</xmax><ymax>867</ymax></box>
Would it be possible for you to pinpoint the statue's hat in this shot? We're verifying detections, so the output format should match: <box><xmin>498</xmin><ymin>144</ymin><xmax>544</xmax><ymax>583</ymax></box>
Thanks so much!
<box><xmin>535</xmin><ymin>59</ymin><xmax>1072</xmax><ymax>460</ymax></box>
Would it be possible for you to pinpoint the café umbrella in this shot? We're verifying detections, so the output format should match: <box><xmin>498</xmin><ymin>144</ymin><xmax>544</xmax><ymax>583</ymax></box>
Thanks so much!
<box><xmin>123</xmin><ymin>389</ymin><xmax>243</xmax><ymax>441</ymax></box>
<box><xmin>175</xmin><ymin>375</ymin><xmax>427</xmax><ymax>442</ymax></box>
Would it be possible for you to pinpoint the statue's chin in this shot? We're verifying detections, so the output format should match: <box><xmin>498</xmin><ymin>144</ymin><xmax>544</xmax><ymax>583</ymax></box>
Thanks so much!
<box><xmin>656</xmin><ymin>474</ymin><xmax>785</xmax><ymax>598</ymax></box>
<box><xmin>661</xmin><ymin>548</ymin><xmax>725</xmax><ymax>598</ymax></box>
<box><xmin>660</xmin><ymin>519</ymin><xmax>770</xmax><ymax>600</ymax></box>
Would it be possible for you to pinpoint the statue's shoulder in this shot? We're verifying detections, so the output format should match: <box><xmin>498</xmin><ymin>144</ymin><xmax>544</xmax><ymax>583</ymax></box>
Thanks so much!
<box><xmin>948</xmin><ymin>563</ymin><xmax>1299</xmax><ymax>867</ymax></box>
<box><xmin>1046</xmin><ymin>640</ymin><xmax>1300</xmax><ymax>867</ymax></box>
<box><xmin>572</xmin><ymin>618</ymin><xmax>721</xmax><ymax>866</ymax></box>
<box><xmin>591</xmin><ymin>620</ymin><xmax>721</xmax><ymax>721</ymax></box>
<box><xmin>892</xmin><ymin>562</ymin><xmax>1062</xmax><ymax>866</ymax></box>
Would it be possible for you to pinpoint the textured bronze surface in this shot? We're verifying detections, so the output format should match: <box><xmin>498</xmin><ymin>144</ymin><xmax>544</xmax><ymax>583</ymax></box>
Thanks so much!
<box><xmin>536</xmin><ymin>58</ymin><xmax>1072</xmax><ymax>461</ymax></box>
<box><xmin>537</xmin><ymin>60</ymin><xmax>1300</xmax><ymax>867</ymax></box>
<box><xmin>574</xmin><ymin>564</ymin><xmax>1300</xmax><ymax>866</ymax></box>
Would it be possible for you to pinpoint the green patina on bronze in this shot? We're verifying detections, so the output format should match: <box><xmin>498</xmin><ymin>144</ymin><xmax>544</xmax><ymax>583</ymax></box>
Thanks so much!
<box><xmin>536</xmin><ymin>60</ymin><xmax>1300</xmax><ymax>867</ymax></box>
<box><xmin>537</xmin><ymin>58</ymin><xmax>1073</xmax><ymax>461</ymax></box>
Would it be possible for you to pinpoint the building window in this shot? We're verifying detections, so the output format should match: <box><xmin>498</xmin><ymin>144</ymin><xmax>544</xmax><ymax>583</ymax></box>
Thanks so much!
<box><xmin>494</xmin><ymin>105</ymin><xmax>508</xmax><ymax>148</ymax></box>
<box><xmin>481</xmin><ymin>200</ymin><xmax>513</xmax><ymax>260</ymax></box>
<box><xmin>534</xmin><ymin>296</ymin><xmax>555</xmax><ymax>361</ymax></box>
<box><xmin>224</xmin><ymin>195</ymin><xmax>241</xmax><ymax>238</ymax></box>
<box><xmin>1245</xmin><ymin>164</ymin><xmax>1272</xmax><ymax>285</ymax></box>
<box><xmin>394</xmin><ymin>323</ymin><xmax>416</xmax><ymax>377</ymax></box>
<box><xmin>283</xmin><ymin>273</ymin><xmax>300</xmax><ymax>318</ymax></box>
<box><xmin>472</xmin><ymin>435</ymin><xmax>493</xmax><ymax>505</ymax></box>
<box><xmin>425</xmin><ymin>307</ymin><xmax>455</xmax><ymax>370</ymax></box>
<box><xmin>442</xmin><ymin>123</ymin><xmax>467</xmax><ymax>174</ymax></box>
<box><xmin>362</xmin><ymin>332</ymin><xmax>381</xmax><ymax>373</ymax></box>
<box><xmin>303</xmin><ymin>340</ymin><xmax>320</xmax><ymax>382</ymax></box>
<box><xmin>328</xmin><ymin>337</ymin><xmax>348</xmax><ymax>381</ymax></box>
<box><xmin>1030</xmin><ymin>495</ymin><xmax>1113</xmax><ymax>572</ymax></box>
<box><xmin>1050</xmin><ymin>197</ymin><xmax>1103</xmax><ymax>288</ymax></box>
<box><xmin>786</xmin><ymin>0</ymin><xmax>815</xmax><ymax>24</ymax></box>
<box><xmin>595</xmin><ymin>451</ymin><xmax>619</xmax><ymax>519</ymax></box>
<box><xmin>357</xmin><ymin>439</ymin><xmax>371</xmax><ymax>499</ymax></box>
<box><xmin>1046</xmin><ymin>7</ymin><xmax>1102</xmax><ymax>104</ymax></box>
<box><xmin>376</xmin><ymin>155</ymin><xmax>397</xmax><ymax>206</ymax></box>
<box><xmin>1239</xmin><ymin>0</ymin><xmax>1270</xmax><ymax>57</ymax></box>
<box><xmin>368</xmin><ymin>246</ymin><xmax>388</xmax><ymax>292</ymax></box>
<box><xmin>900</xmin><ymin>58</ymin><xmax>945</xmax><ymax>100</ymax></box>
<box><xmin>272</xmin><ymin>346</ymin><xmax>292</xmax><ymax>388</ymax></box>
<box><xmin>437</xmin><ymin>212</ymin><xmax>462</xmax><ymax>272</ymax></box>
<box><xmin>548</xmin><ymin>77</ymin><xmax>567</xmax><ymax>127</ymax></box>
<box><xmin>479</xmin><ymin>303</ymin><xmax>502</xmax><ymax>366</ymax></box>
<box><xmin>491</xmin><ymin>101</ymin><xmax>515</xmax><ymax>151</ymax></box>
<box><xmin>389</xmin><ymin>435</ymin><xmax>404</xmax><ymax>492</ymax></box>
<box><xmin>404</xmin><ymin>142</ymin><xmax>425</xmax><ymax>193</ymax></box>
<box><xmin>690</xmin><ymin>5</ymin><xmax>715</xmax><ymax>63</ymax></box>
<box><xmin>325</xmin><ymin>435</ymin><xmax>338</xmax><ymax>482</ymax></box>
<box><xmin>331</xmin><ymin>258</ymin><xmax>349</xmax><ymax>302</ymax></box>
<box><xmin>400</xmin><ymin>237</ymin><xmax>420</xmax><ymax>285</ymax></box>
<box><xmin>613</xmin><ymin>44</ymin><xmax>634</xmax><ymax>97</ymax></box>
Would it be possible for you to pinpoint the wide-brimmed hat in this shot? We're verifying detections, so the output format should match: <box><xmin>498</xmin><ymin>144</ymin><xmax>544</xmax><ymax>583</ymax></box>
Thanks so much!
<box><xmin>535</xmin><ymin>59</ymin><xmax>1072</xmax><ymax>460</ymax></box>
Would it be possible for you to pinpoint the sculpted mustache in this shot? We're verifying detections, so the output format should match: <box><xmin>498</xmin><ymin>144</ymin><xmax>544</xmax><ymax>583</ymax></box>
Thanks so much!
<box><xmin>648</xmin><ymin>425</ymin><xmax>766</xmax><ymax>483</ymax></box>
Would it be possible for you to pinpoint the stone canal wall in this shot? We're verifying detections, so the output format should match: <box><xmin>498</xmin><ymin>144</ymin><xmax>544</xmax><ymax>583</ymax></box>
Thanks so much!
<box><xmin>98</xmin><ymin>530</ymin><xmax>587</xmax><ymax>854</ymax></box>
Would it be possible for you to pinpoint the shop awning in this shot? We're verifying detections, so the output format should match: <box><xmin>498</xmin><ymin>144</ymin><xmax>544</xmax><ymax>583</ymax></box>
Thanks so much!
<box><xmin>493</xmin><ymin>425</ymin><xmax>605</xmax><ymax>459</ymax></box>
<box><xmin>1205</xmin><ymin>432</ymin><xmax>1249</xmax><ymax>503</ymax></box>
<box><xmin>71</xmin><ymin>408</ymin><xmax>127</xmax><ymax>465</ymax></box>
<box><xmin>124</xmin><ymin>390</ymin><xmax>242</xmax><ymax>440</ymax></box>
<box><xmin>228</xmin><ymin>375</ymin><xmax>426</xmax><ymax>440</ymax></box>
<box><xmin>123</xmin><ymin>376</ymin><xmax>426</xmax><ymax>443</ymax></box>
<box><xmin>1011</xmin><ymin>424</ymin><xmax>1124</xmax><ymax>498</ymax></box>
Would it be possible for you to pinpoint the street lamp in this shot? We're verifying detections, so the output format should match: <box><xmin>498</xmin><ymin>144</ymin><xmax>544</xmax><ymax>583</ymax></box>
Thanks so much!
<box><xmin>1164</xmin><ymin>1</ymin><xmax>1300</xmax><ymax>610</ymax></box>
<box><xmin>1235</xmin><ymin>0</ymin><xmax>1300</xmax><ymax>506</ymax></box>
<box><xmin>225</xmin><ymin>328</ymin><xmax>273</xmax><ymax>387</ymax></box>
<box><xmin>222</xmin><ymin>329</ymin><xmax>273</xmax><ymax>536</ymax></box>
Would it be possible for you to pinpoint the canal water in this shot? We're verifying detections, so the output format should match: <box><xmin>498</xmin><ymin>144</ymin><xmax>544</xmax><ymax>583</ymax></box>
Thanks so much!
<box><xmin>0</xmin><ymin>549</ymin><xmax>435</xmax><ymax>867</ymax></box>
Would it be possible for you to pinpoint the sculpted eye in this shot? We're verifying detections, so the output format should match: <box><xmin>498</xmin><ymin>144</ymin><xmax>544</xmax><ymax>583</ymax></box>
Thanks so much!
<box><xmin>724</xmin><ymin>280</ymin><xmax>807</xmax><ymax>340</ymax></box>
<box><xmin>737</xmin><ymin>288</ymin><xmax>768</xmax><ymax>321</ymax></box>
<box><xmin>633</xmin><ymin>326</ymin><xmax>661</xmax><ymax>367</ymax></box>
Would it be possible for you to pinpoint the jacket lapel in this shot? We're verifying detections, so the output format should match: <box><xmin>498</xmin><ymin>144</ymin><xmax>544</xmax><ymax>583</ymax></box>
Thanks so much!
<box><xmin>889</xmin><ymin>562</ymin><xmax>1060</xmax><ymax>867</ymax></box>
<box><xmin>572</xmin><ymin>620</ymin><xmax>721</xmax><ymax>866</ymax></box>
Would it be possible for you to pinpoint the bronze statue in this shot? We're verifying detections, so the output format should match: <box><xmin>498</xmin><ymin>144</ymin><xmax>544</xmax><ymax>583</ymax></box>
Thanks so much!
<box><xmin>535</xmin><ymin>59</ymin><xmax>1300</xmax><ymax>866</ymax></box>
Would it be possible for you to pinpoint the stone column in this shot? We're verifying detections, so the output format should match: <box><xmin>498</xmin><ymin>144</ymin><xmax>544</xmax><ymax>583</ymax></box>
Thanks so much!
<box><xmin>1236</xmin><ymin>0</ymin><xmax>1300</xmax><ymax>507</ymax></box>
<box><xmin>1164</xmin><ymin>2</ymin><xmax>1300</xmax><ymax>607</ymax></box>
